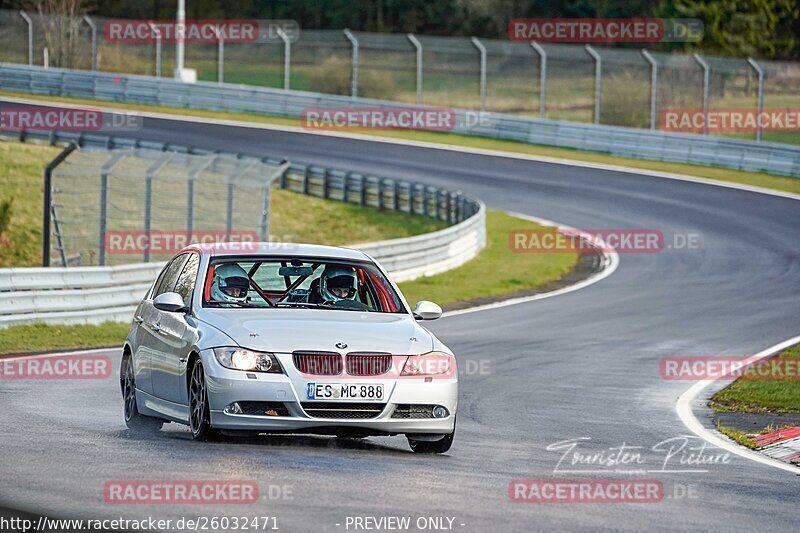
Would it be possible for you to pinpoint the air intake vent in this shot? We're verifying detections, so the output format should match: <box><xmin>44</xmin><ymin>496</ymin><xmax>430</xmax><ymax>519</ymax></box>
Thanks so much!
<box><xmin>301</xmin><ymin>402</ymin><xmax>385</xmax><ymax>419</ymax></box>
<box><xmin>346</xmin><ymin>353</ymin><xmax>393</xmax><ymax>376</ymax></box>
<box><xmin>293</xmin><ymin>352</ymin><xmax>342</xmax><ymax>375</ymax></box>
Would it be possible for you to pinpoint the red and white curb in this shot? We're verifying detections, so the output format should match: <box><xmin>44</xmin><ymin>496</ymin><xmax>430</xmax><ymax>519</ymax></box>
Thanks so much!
<box><xmin>756</xmin><ymin>427</ymin><xmax>800</xmax><ymax>465</ymax></box>
<box><xmin>677</xmin><ymin>335</ymin><xmax>800</xmax><ymax>474</ymax></box>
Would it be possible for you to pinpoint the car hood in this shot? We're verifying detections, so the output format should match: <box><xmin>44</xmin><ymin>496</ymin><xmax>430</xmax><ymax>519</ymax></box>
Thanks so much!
<box><xmin>199</xmin><ymin>309</ymin><xmax>434</xmax><ymax>354</ymax></box>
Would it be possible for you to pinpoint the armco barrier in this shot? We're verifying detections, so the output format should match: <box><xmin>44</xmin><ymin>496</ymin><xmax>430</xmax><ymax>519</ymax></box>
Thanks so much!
<box><xmin>1</xmin><ymin>63</ymin><xmax>799</xmax><ymax>177</ymax></box>
<box><xmin>0</xmin><ymin>132</ymin><xmax>485</xmax><ymax>327</ymax></box>
<box><xmin>0</xmin><ymin>205</ymin><xmax>485</xmax><ymax>327</ymax></box>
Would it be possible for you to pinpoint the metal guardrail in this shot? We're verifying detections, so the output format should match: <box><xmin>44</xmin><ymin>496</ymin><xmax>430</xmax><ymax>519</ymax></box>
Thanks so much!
<box><xmin>0</xmin><ymin>131</ymin><xmax>485</xmax><ymax>327</ymax></box>
<box><xmin>0</xmin><ymin>203</ymin><xmax>485</xmax><ymax>327</ymax></box>
<box><xmin>1</xmin><ymin>63</ymin><xmax>799</xmax><ymax>177</ymax></box>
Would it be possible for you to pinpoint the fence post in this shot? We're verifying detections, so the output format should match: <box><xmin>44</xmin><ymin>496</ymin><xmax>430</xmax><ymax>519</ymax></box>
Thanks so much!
<box><xmin>226</xmin><ymin>176</ymin><xmax>235</xmax><ymax>233</ymax></box>
<box><xmin>260</xmin><ymin>183</ymin><xmax>270</xmax><ymax>241</ymax></box>
<box><xmin>585</xmin><ymin>44</ymin><xmax>601</xmax><ymax>125</ymax></box>
<box><xmin>19</xmin><ymin>11</ymin><xmax>33</xmax><ymax>66</ymax></box>
<box><xmin>215</xmin><ymin>26</ymin><xmax>224</xmax><ymax>84</ymax></box>
<box><xmin>83</xmin><ymin>15</ymin><xmax>98</xmax><ymax>71</ymax></box>
<box><xmin>693</xmin><ymin>53</ymin><xmax>710</xmax><ymax>135</ymax></box>
<box><xmin>277</xmin><ymin>28</ymin><xmax>291</xmax><ymax>90</ymax></box>
<box><xmin>471</xmin><ymin>36</ymin><xmax>487</xmax><ymax>113</ymax></box>
<box><xmin>530</xmin><ymin>41</ymin><xmax>546</xmax><ymax>118</ymax></box>
<box><xmin>175</xmin><ymin>0</ymin><xmax>186</xmax><ymax>79</ymax></box>
<box><xmin>343</xmin><ymin>29</ymin><xmax>359</xmax><ymax>98</ymax></box>
<box><xmin>149</xmin><ymin>22</ymin><xmax>162</xmax><ymax>78</ymax></box>
<box><xmin>746</xmin><ymin>57</ymin><xmax>765</xmax><ymax>143</ymax></box>
<box><xmin>42</xmin><ymin>143</ymin><xmax>77</xmax><ymax>267</ymax></box>
<box><xmin>641</xmin><ymin>50</ymin><xmax>658</xmax><ymax>130</ymax></box>
<box><xmin>97</xmin><ymin>152</ymin><xmax>126</xmax><ymax>266</ymax></box>
<box><xmin>143</xmin><ymin>153</ymin><xmax>174</xmax><ymax>263</ymax></box>
<box><xmin>186</xmin><ymin>157</ymin><xmax>214</xmax><ymax>241</ymax></box>
<box><xmin>447</xmin><ymin>193</ymin><xmax>454</xmax><ymax>224</ymax></box>
<box><xmin>407</xmin><ymin>33</ymin><xmax>423</xmax><ymax>104</ymax></box>
<box><xmin>377</xmin><ymin>179</ymin><xmax>385</xmax><ymax>209</ymax></box>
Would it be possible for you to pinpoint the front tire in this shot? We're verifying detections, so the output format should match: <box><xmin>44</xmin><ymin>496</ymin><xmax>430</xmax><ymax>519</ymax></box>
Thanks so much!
<box><xmin>189</xmin><ymin>360</ymin><xmax>219</xmax><ymax>441</ymax></box>
<box><xmin>121</xmin><ymin>355</ymin><xmax>163</xmax><ymax>432</ymax></box>
<box><xmin>407</xmin><ymin>418</ymin><xmax>455</xmax><ymax>454</ymax></box>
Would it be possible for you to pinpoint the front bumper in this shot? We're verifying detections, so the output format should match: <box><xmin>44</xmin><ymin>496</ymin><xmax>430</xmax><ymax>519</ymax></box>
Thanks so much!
<box><xmin>202</xmin><ymin>350</ymin><xmax>458</xmax><ymax>435</ymax></box>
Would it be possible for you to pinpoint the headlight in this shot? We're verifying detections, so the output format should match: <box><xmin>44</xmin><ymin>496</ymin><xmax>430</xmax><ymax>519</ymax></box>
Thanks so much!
<box><xmin>401</xmin><ymin>351</ymin><xmax>455</xmax><ymax>377</ymax></box>
<box><xmin>213</xmin><ymin>347</ymin><xmax>282</xmax><ymax>373</ymax></box>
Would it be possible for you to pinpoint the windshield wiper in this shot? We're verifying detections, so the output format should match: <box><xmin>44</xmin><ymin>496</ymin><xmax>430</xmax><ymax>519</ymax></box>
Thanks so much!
<box><xmin>273</xmin><ymin>302</ymin><xmax>328</xmax><ymax>309</ymax></box>
<box><xmin>274</xmin><ymin>302</ymin><xmax>371</xmax><ymax>312</ymax></box>
<box><xmin>206</xmin><ymin>300</ymin><xmax>264</xmax><ymax>308</ymax></box>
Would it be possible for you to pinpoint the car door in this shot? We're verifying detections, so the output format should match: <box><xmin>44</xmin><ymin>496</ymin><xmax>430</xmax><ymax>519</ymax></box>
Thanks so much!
<box><xmin>150</xmin><ymin>253</ymin><xmax>200</xmax><ymax>405</ymax></box>
<box><xmin>142</xmin><ymin>253</ymin><xmax>188</xmax><ymax>402</ymax></box>
<box><xmin>133</xmin><ymin>255</ymin><xmax>186</xmax><ymax>396</ymax></box>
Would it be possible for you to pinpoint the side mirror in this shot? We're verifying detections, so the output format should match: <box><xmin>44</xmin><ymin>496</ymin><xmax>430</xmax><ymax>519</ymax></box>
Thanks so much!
<box><xmin>153</xmin><ymin>292</ymin><xmax>188</xmax><ymax>313</ymax></box>
<box><xmin>412</xmin><ymin>300</ymin><xmax>442</xmax><ymax>321</ymax></box>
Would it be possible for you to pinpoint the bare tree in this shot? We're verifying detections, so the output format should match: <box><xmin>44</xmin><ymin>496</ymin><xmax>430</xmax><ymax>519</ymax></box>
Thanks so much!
<box><xmin>15</xmin><ymin>0</ymin><xmax>89</xmax><ymax>68</ymax></box>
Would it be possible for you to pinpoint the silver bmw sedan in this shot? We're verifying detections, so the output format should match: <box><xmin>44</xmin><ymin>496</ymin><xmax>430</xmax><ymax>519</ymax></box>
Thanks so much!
<box><xmin>121</xmin><ymin>242</ymin><xmax>457</xmax><ymax>453</ymax></box>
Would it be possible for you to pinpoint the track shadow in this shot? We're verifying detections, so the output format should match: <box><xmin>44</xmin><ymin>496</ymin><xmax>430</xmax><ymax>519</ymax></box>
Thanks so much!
<box><xmin>114</xmin><ymin>424</ymin><xmax>419</xmax><ymax>456</ymax></box>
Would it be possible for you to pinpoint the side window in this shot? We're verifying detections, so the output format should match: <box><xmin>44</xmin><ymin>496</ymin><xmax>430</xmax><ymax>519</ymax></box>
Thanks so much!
<box><xmin>173</xmin><ymin>254</ymin><xmax>200</xmax><ymax>307</ymax></box>
<box><xmin>153</xmin><ymin>254</ymin><xmax>188</xmax><ymax>298</ymax></box>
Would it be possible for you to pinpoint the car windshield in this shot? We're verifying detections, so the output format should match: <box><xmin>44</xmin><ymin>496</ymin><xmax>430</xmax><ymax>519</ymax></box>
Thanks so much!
<box><xmin>203</xmin><ymin>257</ymin><xmax>406</xmax><ymax>314</ymax></box>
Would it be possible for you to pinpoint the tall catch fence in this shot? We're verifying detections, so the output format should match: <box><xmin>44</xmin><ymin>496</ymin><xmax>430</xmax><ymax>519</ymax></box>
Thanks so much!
<box><xmin>1</xmin><ymin>9</ymin><xmax>798</xmax><ymax>144</ymax></box>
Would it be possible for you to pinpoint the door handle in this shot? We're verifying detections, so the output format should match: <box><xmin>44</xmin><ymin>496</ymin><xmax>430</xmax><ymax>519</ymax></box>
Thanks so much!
<box><xmin>134</xmin><ymin>315</ymin><xmax>144</xmax><ymax>324</ymax></box>
<box><xmin>150</xmin><ymin>323</ymin><xmax>162</xmax><ymax>333</ymax></box>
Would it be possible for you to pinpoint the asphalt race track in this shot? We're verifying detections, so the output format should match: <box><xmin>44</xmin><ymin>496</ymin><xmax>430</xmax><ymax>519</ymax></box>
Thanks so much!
<box><xmin>2</xmin><ymin>104</ymin><xmax>800</xmax><ymax>531</ymax></box>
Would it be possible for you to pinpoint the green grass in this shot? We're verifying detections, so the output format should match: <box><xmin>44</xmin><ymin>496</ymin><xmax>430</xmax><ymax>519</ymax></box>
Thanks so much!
<box><xmin>0</xmin><ymin>207</ymin><xmax>578</xmax><ymax>355</ymax></box>
<box><xmin>270</xmin><ymin>188</ymin><xmax>447</xmax><ymax>246</ymax></box>
<box><xmin>2</xmin><ymin>90</ymin><xmax>799</xmax><ymax>195</ymax></box>
<box><xmin>0</xmin><ymin>322</ymin><xmax>130</xmax><ymax>356</ymax></box>
<box><xmin>0</xmin><ymin>140</ymin><xmax>446</xmax><ymax>267</ymax></box>
<box><xmin>0</xmin><ymin>142</ymin><xmax>62</xmax><ymax>267</ymax></box>
<box><xmin>710</xmin><ymin>344</ymin><xmax>800</xmax><ymax>414</ymax></box>
<box><xmin>398</xmin><ymin>210</ymin><xmax>577</xmax><ymax>307</ymax></box>
<box><xmin>716</xmin><ymin>423</ymin><xmax>759</xmax><ymax>450</ymax></box>
<box><xmin>0</xmin><ymin>209</ymin><xmax>578</xmax><ymax>355</ymax></box>
<box><xmin>0</xmin><ymin>141</ymin><xmax>577</xmax><ymax>356</ymax></box>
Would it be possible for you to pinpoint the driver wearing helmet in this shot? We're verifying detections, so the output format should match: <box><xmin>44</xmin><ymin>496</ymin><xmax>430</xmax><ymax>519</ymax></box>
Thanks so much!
<box><xmin>209</xmin><ymin>263</ymin><xmax>250</xmax><ymax>306</ymax></box>
<box><xmin>310</xmin><ymin>265</ymin><xmax>358</xmax><ymax>304</ymax></box>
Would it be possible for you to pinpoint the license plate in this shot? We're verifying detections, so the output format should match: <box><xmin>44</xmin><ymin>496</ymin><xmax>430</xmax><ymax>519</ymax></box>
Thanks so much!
<box><xmin>306</xmin><ymin>383</ymin><xmax>384</xmax><ymax>401</ymax></box>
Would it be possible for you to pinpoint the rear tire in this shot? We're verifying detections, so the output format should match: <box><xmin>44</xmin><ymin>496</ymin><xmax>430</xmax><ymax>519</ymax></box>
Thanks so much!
<box><xmin>121</xmin><ymin>355</ymin><xmax>163</xmax><ymax>432</ymax></box>
<box><xmin>188</xmin><ymin>359</ymin><xmax>220</xmax><ymax>442</ymax></box>
<box><xmin>407</xmin><ymin>418</ymin><xmax>455</xmax><ymax>454</ymax></box>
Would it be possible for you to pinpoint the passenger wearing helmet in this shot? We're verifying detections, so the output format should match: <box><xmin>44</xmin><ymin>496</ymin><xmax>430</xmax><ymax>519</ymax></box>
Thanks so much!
<box><xmin>209</xmin><ymin>263</ymin><xmax>250</xmax><ymax>306</ymax></box>
<box><xmin>309</xmin><ymin>265</ymin><xmax>358</xmax><ymax>304</ymax></box>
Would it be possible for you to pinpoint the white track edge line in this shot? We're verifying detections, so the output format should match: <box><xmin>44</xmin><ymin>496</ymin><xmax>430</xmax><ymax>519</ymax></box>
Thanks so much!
<box><xmin>675</xmin><ymin>335</ymin><xmax>800</xmax><ymax>475</ymax></box>
<box><xmin>6</xmin><ymin>96</ymin><xmax>800</xmax><ymax>470</ymax></box>
<box><xmin>3</xmin><ymin>95</ymin><xmax>800</xmax><ymax>202</ymax></box>
<box><xmin>442</xmin><ymin>212</ymin><xmax>619</xmax><ymax>318</ymax></box>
